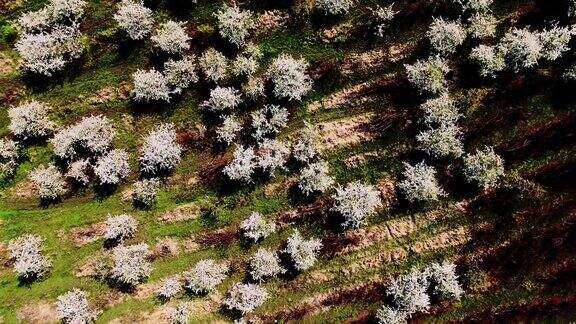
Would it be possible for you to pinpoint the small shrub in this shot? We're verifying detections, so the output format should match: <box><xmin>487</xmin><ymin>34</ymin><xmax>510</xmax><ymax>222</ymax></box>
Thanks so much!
<box><xmin>114</xmin><ymin>0</ymin><xmax>154</xmax><ymax>40</ymax></box>
<box><xmin>167</xmin><ymin>302</ymin><xmax>189</xmax><ymax>324</ymax></box>
<box><xmin>0</xmin><ymin>138</ymin><xmax>18</xmax><ymax>178</ymax></box>
<box><xmin>539</xmin><ymin>24</ymin><xmax>575</xmax><ymax>61</ymax></box>
<box><xmin>243</xmin><ymin>76</ymin><xmax>265</xmax><ymax>99</ymax></box>
<box><xmin>499</xmin><ymin>28</ymin><xmax>542</xmax><ymax>71</ymax></box>
<box><xmin>239</xmin><ymin>211</ymin><xmax>276</xmax><ymax>242</ymax></box>
<box><xmin>56</xmin><ymin>288</ymin><xmax>99</xmax><ymax>324</ymax></box>
<box><xmin>151</xmin><ymin>20</ymin><xmax>190</xmax><ymax>54</ymax></box>
<box><xmin>467</xmin><ymin>13</ymin><xmax>497</xmax><ymax>38</ymax></box>
<box><xmin>8</xmin><ymin>234</ymin><xmax>51</xmax><ymax>279</ymax></box>
<box><xmin>94</xmin><ymin>149</ymin><xmax>130</xmax><ymax>185</ymax></box>
<box><xmin>8</xmin><ymin>100</ymin><xmax>56</xmax><ymax>140</ymax></box>
<box><xmin>417</xmin><ymin>124</ymin><xmax>464</xmax><ymax>158</ymax></box>
<box><xmin>375</xmin><ymin>305</ymin><xmax>407</xmax><ymax>324</ymax></box>
<box><xmin>454</xmin><ymin>0</ymin><xmax>492</xmax><ymax>12</ymax></box>
<box><xmin>224</xmin><ymin>283</ymin><xmax>268</xmax><ymax>315</ymax></box>
<box><xmin>199</xmin><ymin>48</ymin><xmax>228</xmax><ymax>83</ymax></box>
<box><xmin>157</xmin><ymin>276</ymin><xmax>182</xmax><ymax>300</ymax></box>
<box><xmin>426</xmin><ymin>261</ymin><xmax>463</xmax><ymax>299</ymax></box>
<box><xmin>213</xmin><ymin>4</ymin><xmax>254</xmax><ymax>47</ymax></box>
<box><xmin>164</xmin><ymin>56</ymin><xmax>198</xmax><ymax>94</ymax></box>
<box><xmin>139</xmin><ymin>123</ymin><xmax>182</xmax><ymax>175</ymax></box>
<box><xmin>316</xmin><ymin>0</ymin><xmax>355</xmax><ymax>15</ymax></box>
<box><xmin>298</xmin><ymin>160</ymin><xmax>334</xmax><ymax>196</ymax></box>
<box><xmin>371</xmin><ymin>4</ymin><xmax>396</xmax><ymax>37</ymax></box>
<box><xmin>184</xmin><ymin>259</ymin><xmax>228</xmax><ymax>294</ymax></box>
<box><xmin>292</xmin><ymin>121</ymin><xmax>322</xmax><ymax>163</ymax></box>
<box><xmin>462</xmin><ymin>146</ymin><xmax>504</xmax><ymax>189</ymax></box>
<box><xmin>232</xmin><ymin>54</ymin><xmax>258</xmax><ymax>77</ymax></box>
<box><xmin>65</xmin><ymin>159</ymin><xmax>90</xmax><ymax>185</ymax></box>
<box><xmin>202</xmin><ymin>86</ymin><xmax>242</xmax><ymax>112</ymax></box>
<box><xmin>132</xmin><ymin>178</ymin><xmax>160</xmax><ymax>208</ymax></box>
<box><xmin>267</xmin><ymin>54</ymin><xmax>312</xmax><ymax>101</ymax></box>
<box><xmin>427</xmin><ymin>18</ymin><xmax>467</xmax><ymax>55</ymax></box>
<box><xmin>223</xmin><ymin>145</ymin><xmax>257</xmax><ymax>183</ymax></box>
<box><xmin>251</xmin><ymin>105</ymin><xmax>289</xmax><ymax>142</ymax></box>
<box><xmin>283</xmin><ymin>229</ymin><xmax>322</xmax><ymax>271</ymax></box>
<box><xmin>132</xmin><ymin>69</ymin><xmax>172</xmax><ymax>102</ymax></box>
<box><xmin>216</xmin><ymin>115</ymin><xmax>242</xmax><ymax>145</ymax></box>
<box><xmin>398</xmin><ymin>162</ymin><xmax>445</xmax><ymax>202</ymax></box>
<box><xmin>387</xmin><ymin>269</ymin><xmax>430</xmax><ymax>314</ymax></box>
<box><xmin>249</xmin><ymin>248</ymin><xmax>285</xmax><ymax>282</ymax></box>
<box><xmin>420</xmin><ymin>92</ymin><xmax>461</xmax><ymax>126</ymax></box>
<box><xmin>257</xmin><ymin>139</ymin><xmax>290</xmax><ymax>176</ymax></box>
<box><xmin>30</xmin><ymin>164</ymin><xmax>67</xmax><ymax>200</ymax></box>
<box><xmin>51</xmin><ymin>114</ymin><xmax>116</xmax><ymax>160</ymax></box>
<box><xmin>104</xmin><ymin>214</ymin><xmax>138</xmax><ymax>242</ymax></box>
<box><xmin>331</xmin><ymin>181</ymin><xmax>382</xmax><ymax>229</ymax></box>
<box><xmin>469</xmin><ymin>44</ymin><xmax>505</xmax><ymax>77</ymax></box>
<box><xmin>110</xmin><ymin>243</ymin><xmax>152</xmax><ymax>286</ymax></box>
<box><xmin>405</xmin><ymin>56</ymin><xmax>450</xmax><ymax>94</ymax></box>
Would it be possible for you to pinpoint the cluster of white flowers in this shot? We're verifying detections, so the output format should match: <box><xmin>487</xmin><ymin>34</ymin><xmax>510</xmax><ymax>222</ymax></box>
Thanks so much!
<box><xmin>249</xmin><ymin>248</ymin><xmax>285</xmax><ymax>282</ymax></box>
<box><xmin>292</xmin><ymin>122</ymin><xmax>322</xmax><ymax>164</ymax></box>
<box><xmin>251</xmin><ymin>105</ymin><xmax>289</xmax><ymax>141</ymax></box>
<box><xmin>199</xmin><ymin>48</ymin><xmax>229</xmax><ymax>83</ymax></box>
<box><xmin>243</xmin><ymin>76</ymin><xmax>265</xmax><ymax>100</ymax></box>
<box><xmin>65</xmin><ymin>159</ymin><xmax>90</xmax><ymax>185</ymax></box>
<box><xmin>51</xmin><ymin>115</ymin><xmax>116</xmax><ymax>160</ymax></box>
<box><xmin>139</xmin><ymin>123</ymin><xmax>182</xmax><ymax>175</ymax></box>
<box><xmin>157</xmin><ymin>276</ymin><xmax>182</xmax><ymax>300</ymax></box>
<box><xmin>0</xmin><ymin>139</ymin><xmax>18</xmax><ymax>178</ymax></box>
<box><xmin>49</xmin><ymin>0</ymin><xmax>87</xmax><ymax>21</ymax></box>
<box><xmin>298</xmin><ymin>160</ymin><xmax>334</xmax><ymax>196</ymax></box>
<box><xmin>427</xmin><ymin>18</ymin><xmax>467</xmax><ymax>55</ymax></box>
<box><xmin>417</xmin><ymin>124</ymin><xmax>464</xmax><ymax>158</ymax></box>
<box><xmin>216</xmin><ymin>115</ymin><xmax>242</xmax><ymax>145</ymax></box>
<box><xmin>257</xmin><ymin>139</ymin><xmax>290</xmax><ymax>176</ymax></box>
<box><xmin>331</xmin><ymin>181</ymin><xmax>382</xmax><ymax>229</ymax></box>
<box><xmin>371</xmin><ymin>4</ymin><xmax>397</xmax><ymax>37</ymax></box>
<box><xmin>94</xmin><ymin>149</ymin><xmax>130</xmax><ymax>185</ymax></box>
<box><xmin>316</xmin><ymin>0</ymin><xmax>355</xmax><ymax>15</ymax></box>
<box><xmin>454</xmin><ymin>0</ymin><xmax>492</xmax><ymax>12</ymax></box>
<box><xmin>184</xmin><ymin>259</ymin><xmax>228</xmax><ymax>294</ymax></box>
<box><xmin>405</xmin><ymin>56</ymin><xmax>450</xmax><ymax>94</ymax></box>
<box><xmin>467</xmin><ymin>13</ymin><xmax>497</xmax><ymax>38</ymax></box>
<box><xmin>426</xmin><ymin>261</ymin><xmax>463</xmax><ymax>299</ymax></box>
<box><xmin>105</xmin><ymin>214</ymin><xmax>138</xmax><ymax>242</ymax></box>
<box><xmin>151</xmin><ymin>20</ymin><xmax>190</xmax><ymax>54</ymax></box>
<box><xmin>267</xmin><ymin>54</ymin><xmax>313</xmax><ymax>101</ymax></box>
<box><xmin>232</xmin><ymin>45</ymin><xmax>261</xmax><ymax>77</ymax></box>
<box><xmin>463</xmin><ymin>146</ymin><xmax>504</xmax><ymax>189</ymax></box>
<box><xmin>164</xmin><ymin>56</ymin><xmax>198</xmax><ymax>94</ymax></box>
<box><xmin>539</xmin><ymin>24</ymin><xmax>575</xmax><ymax>61</ymax></box>
<box><xmin>469</xmin><ymin>44</ymin><xmax>505</xmax><ymax>77</ymax></box>
<box><xmin>223</xmin><ymin>145</ymin><xmax>257</xmax><ymax>183</ymax></box>
<box><xmin>239</xmin><ymin>212</ymin><xmax>276</xmax><ymax>242</ymax></box>
<box><xmin>203</xmin><ymin>86</ymin><xmax>242</xmax><ymax>112</ymax></box>
<box><xmin>283</xmin><ymin>230</ymin><xmax>322</xmax><ymax>271</ymax></box>
<box><xmin>16</xmin><ymin>0</ymin><xmax>86</xmax><ymax>30</ymax></box>
<box><xmin>398</xmin><ymin>162</ymin><xmax>445</xmax><ymax>202</ymax></box>
<box><xmin>214</xmin><ymin>4</ymin><xmax>254</xmax><ymax>47</ymax></box>
<box><xmin>132</xmin><ymin>69</ymin><xmax>172</xmax><ymax>102</ymax></box>
<box><xmin>375</xmin><ymin>305</ymin><xmax>406</xmax><ymax>324</ymax></box>
<box><xmin>167</xmin><ymin>302</ymin><xmax>189</xmax><ymax>324</ymax></box>
<box><xmin>420</xmin><ymin>92</ymin><xmax>461</xmax><ymax>126</ymax></box>
<box><xmin>113</xmin><ymin>0</ymin><xmax>154</xmax><ymax>41</ymax></box>
<box><xmin>110</xmin><ymin>243</ymin><xmax>152</xmax><ymax>286</ymax></box>
<box><xmin>8</xmin><ymin>234</ymin><xmax>51</xmax><ymax>279</ymax></box>
<box><xmin>499</xmin><ymin>28</ymin><xmax>542</xmax><ymax>71</ymax></box>
<box><xmin>224</xmin><ymin>283</ymin><xmax>268</xmax><ymax>315</ymax></box>
<box><xmin>56</xmin><ymin>288</ymin><xmax>99</xmax><ymax>324</ymax></box>
<box><xmin>563</xmin><ymin>64</ymin><xmax>576</xmax><ymax>81</ymax></box>
<box><xmin>30</xmin><ymin>164</ymin><xmax>67</xmax><ymax>200</ymax></box>
<box><xmin>16</xmin><ymin>8</ymin><xmax>53</xmax><ymax>33</ymax></box>
<box><xmin>8</xmin><ymin>100</ymin><xmax>56</xmax><ymax>140</ymax></box>
<box><xmin>132</xmin><ymin>178</ymin><xmax>160</xmax><ymax>207</ymax></box>
<box><xmin>387</xmin><ymin>269</ymin><xmax>430</xmax><ymax>315</ymax></box>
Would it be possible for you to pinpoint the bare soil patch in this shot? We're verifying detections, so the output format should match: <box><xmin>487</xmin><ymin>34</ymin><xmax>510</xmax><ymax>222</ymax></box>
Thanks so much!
<box><xmin>70</xmin><ymin>222</ymin><xmax>105</xmax><ymax>246</ymax></box>
<box><xmin>318</xmin><ymin>113</ymin><xmax>377</xmax><ymax>150</ymax></box>
<box><xmin>158</xmin><ymin>203</ymin><xmax>201</xmax><ymax>223</ymax></box>
<box><xmin>18</xmin><ymin>301</ymin><xmax>59</xmax><ymax>324</ymax></box>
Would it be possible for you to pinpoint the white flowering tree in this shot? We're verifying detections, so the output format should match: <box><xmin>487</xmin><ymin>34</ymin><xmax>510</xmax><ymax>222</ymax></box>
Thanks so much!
<box><xmin>232</xmin><ymin>46</ymin><xmax>260</xmax><ymax>77</ymax></box>
<box><xmin>202</xmin><ymin>86</ymin><xmax>242</xmax><ymax>112</ymax></box>
<box><xmin>214</xmin><ymin>4</ymin><xmax>254</xmax><ymax>47</ymax></box>
<box><xmin>224</xmin><ymin>283</ymin><xmax>268</xmax><ymax>315</ymax></box>
<box><xmin>104</xmin><ymin>214</ymin><xmax>138</xmax><ymax>243</ymax></box>
<box><xmin>331</xmin><ymin>181</ymin><xmax>382</xmax><ymax>229</ymax></box>
<box><xmin>426</xmin><ymin>261</ymin><xmax>463</xmax><ymax>299</ymax></box>
<box><xmin>420</xmin><ymin>92</ymin><xmax>461</xmax><ymax>126</ymax></box>
<box><xmin>110</xmin><ymin>243</ymin><xmax>152</xmax><ymax>286</ymax></box>
<box><xmin>51</xmin><ymin>114</ymin><xmax>116</xmax><ymax>160</ymax></box>
<box><xmin>243</xmin><ymin>76</ymin><xmax>265</xmax><ymax>100</ymax></box>
<box><xmin>94</xmin><ymin>149</ymin><xmax>130</xmax><ymax>185</ymax></box>
<box><xmin>398</xmin><ymin>162</ymin><xmax>446</xmax><ymax>202</ymax></box>
<box><xmin>0</xmin><ymin>139</ymin><xmax>18</xmax><ymax>178</ymax></box>
<box><xmin>16</xmin><ymin>8</ymin><xmax>53</xmax><ymax>33</ymax></box>
<box><xmin>199</xmin><ymin>48</ymin><xmax>229</xmax><ymax>83</ymax></box>
<box><xmin>417</xmin><ymin>124</ymin><xmax>464</xmax><ymax>158</ymax></box>
<box><xmin>283</xmin><ymin>230</ymin><xmax>322</xmax><ymax>271</ymax></box>
<box><xmin>405</xmin><ymin>56</ymin><xmax>450</xmax><ymax>94</ymax></box>
<box><xmin>316</xmin><ymin>0</ymin><xmax>355</xmax><ymax>15</ymax></box>
<box><xmin>167</xmin><ymin>302</ymin><xmax>189</xmax><ymax>324</ymax></box>
<box><xmin>151</xmin><ymin>20</ymin><xmax>190</xmax><ymax>54</ymax></box>
<box><xmin>184</xmin><ymin>259</ymin><xmax>228</xmax><ymax>294</ymax></box>
<box><xmin>539</xmin><ymin>24</ymin><xmax>575</xmax><ymax>61</ymax></box>
<box><xmin>499</xmin><ymin>28</ymin><xmax>542</xmax><ymax>71</ymax></box>
<box><xmin>371</xmin><ymin>4</ymin><xmax>396</xmax><ymax>37</ymax></box>
<box><xmin>467</xmin><ymin>13</ymin><xmax>497</xmax><ymax>38</ymax></box>
<box><xmin>298</xmin><ymin>160</ymin><xmax>334</xmax><ymax>196</ymax></box>
<box><xmin>375</xmin><ymin>305</ymin><xmax>407</xmax><ymax>324</ymax></box>
<box><xmin>223</xmin><ymin>145</ymin><xmax>257</xmax><ymax>183</ymax></box>
<box><xmin>216</xmin><ymin>115</ymin><xmax>242</xmax><ymax>145</ymax></box>
<box><xmin>49</xmin><ymin>0</ymin><xmax>87</xmax><ymax>21</ymax></box>
<box><xmin>8</xmin><ymin>100</ymin><xmax>56</xmax><ymax>140</ymax></box>
<box><xmin>65</xmin><ymin>159</ymin><xmax>90</xmax><ymax>185</ymax></box>
<box><xmin>114</xmin><ymin>0</ymin><xmax>153</xmax><ymax>40</ymax></box>
<box><xmin>30</xmin><ymin>164</ymin><xmax>67</xmax><ymax>200</ymax></box>
<box><xmin>157</xmin><ymin>276</ymin><xmax>182</xmax><ymax>300</ymax></box>
<box><xmin>139</xmin><ymin>123</ymin><xmax>182</xmax><ymax>175</ymax></box>
<box><xmin>292</xmin><ymin>121</ymin><xmax>322</xmax><ymax>164</ymax></box>
<box><xmin>454</xmin><ymin>0</ymin><xmax>492</xmax><ymax>12</ymax></box>
<box><xmin>8</xmin><ymin>234</ymin><xmax>51</xmax><ymax>279</ymax></box>
<box><xmin>469</xmin><ymin>44</ymin><xmax>505</xmax><ymax>77</ymax></box>
<box><xmin>132</xmin><ymin>69</ymin><xmax>172</xmax><ymax>102</ymax></box>
<box><xmin>387</xmin><ymin>269</ymin><xmax>430</xmax><ymax>315</ymax></box>
<box><xmin>257</xmin><ymin>139</ymin><xmax>290</xmax><ymax>176</ymax></box>
<box><xmin>267</xmin><ymin>54</ymin><xmax>313</xmax><ymax>101</ymax></box>
<box><xmin>463</xmin><ymin>146</ymin><xmax>504</xmax><ymax>189</ymax></box>
<box><xmin>164</xmin><ymin>56</ymin><xmax>198</xmax><ymax>94</ymax></box>
<box><xmin>427</xmin><ymin>18</ymin><xmax>467</xmax><ymax>55</ymax></box>
<box><xmin>56</xmin><ymin>288</ymin><xmax>100</xmax><ymax>324</ymax></box>
<box><xmin>251</xmin><ymin>105</ymin><xmax>289</xmax><ymax>141</ymax></box>
<box><xmin>239</xmin><ymin>212</ymin><xmax>276</xmax><ymax>242</ymax></box>
<box><xmin>249</xmin><ymin>248</ymin><xmax>285</xmax><ymax>282</ymax></box>
<box><xmin>132</xmin><ymin>178</ymin><xmax>160</xmax><ymax>208</ymax></box>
